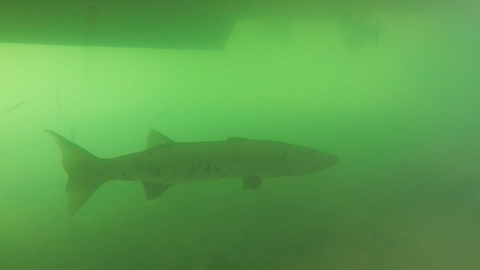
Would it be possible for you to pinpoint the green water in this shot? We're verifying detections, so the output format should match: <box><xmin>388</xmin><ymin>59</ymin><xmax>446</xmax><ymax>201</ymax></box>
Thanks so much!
<box><xmin>1</xmin><ymin>3</ymin><xmax>480</xmax><ymax>270</ymax></box>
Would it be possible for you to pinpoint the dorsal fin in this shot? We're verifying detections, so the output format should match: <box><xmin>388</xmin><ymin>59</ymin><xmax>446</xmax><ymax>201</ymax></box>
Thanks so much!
<box><xmin>146</xmin><ymin>129</ymin><xmax>174</xmax><ymax>149</ymax></box>
<box><xmin>227</xmin><ymin>137</ymin><xmax>250</xmax><ymax>141</ymax></box>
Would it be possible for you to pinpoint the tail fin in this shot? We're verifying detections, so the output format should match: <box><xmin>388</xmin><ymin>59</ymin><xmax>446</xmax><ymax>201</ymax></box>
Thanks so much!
<box><xmin>45</xmin><ymin>130</ymin><xmax>105</xmax><ymax>219</ymax></box>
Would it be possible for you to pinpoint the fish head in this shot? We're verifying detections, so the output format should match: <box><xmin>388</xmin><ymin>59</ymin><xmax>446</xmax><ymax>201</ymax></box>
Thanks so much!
<box><xmin>285</xmin><ymin>145</ymin><xmax>339</xmax><ymax>176</ymax></box>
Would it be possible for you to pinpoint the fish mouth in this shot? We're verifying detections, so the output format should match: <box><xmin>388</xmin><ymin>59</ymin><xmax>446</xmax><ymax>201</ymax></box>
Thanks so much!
<box><xmin>331</xmin><ymin>154</ymin><xmax>340</xmax><ymax>165</ymax></box>
<box><xmin>324</xmin><ymin>156</ymin><xmax>339</xmax><ymax>170</ymax></box>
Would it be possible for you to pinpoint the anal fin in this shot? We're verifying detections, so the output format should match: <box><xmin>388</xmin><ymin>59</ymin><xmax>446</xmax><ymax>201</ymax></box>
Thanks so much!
<box><xmin>142</xmin><ymin>182</ymin><xmax>169</xmax><ymax>200</ymax></box>
<box><xmin>242</xmin><ymin>176</ymin><xmax>262</xmax><ymax>190</ymax></box>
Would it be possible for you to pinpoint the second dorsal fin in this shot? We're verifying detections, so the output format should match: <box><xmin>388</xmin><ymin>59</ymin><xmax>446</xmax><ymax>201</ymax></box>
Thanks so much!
<box><xmin>227</xmin><ymin>137</ymin><xmax>250</xmax><ymax>141</ymax></box>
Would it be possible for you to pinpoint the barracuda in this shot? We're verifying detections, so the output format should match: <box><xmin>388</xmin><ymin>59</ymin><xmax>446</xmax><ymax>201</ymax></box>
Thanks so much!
<box><xmin>46</xmin><ymin>129</ymin><xmax>339</xmax><ymax>218</ymax></box>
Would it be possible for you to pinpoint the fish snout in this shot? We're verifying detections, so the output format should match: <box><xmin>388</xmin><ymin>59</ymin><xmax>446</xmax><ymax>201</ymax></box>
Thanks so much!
<box><xmin>285</xmin><ymin>146</ymin><xmax>339</xmax><ymax>176</ymax></box>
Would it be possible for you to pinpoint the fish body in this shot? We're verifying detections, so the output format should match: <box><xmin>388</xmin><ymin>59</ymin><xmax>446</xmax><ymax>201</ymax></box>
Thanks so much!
<box><xmin>46</xmin><ymin>129</ymin><xmax>339</xmax><ymax>218</ymax></box>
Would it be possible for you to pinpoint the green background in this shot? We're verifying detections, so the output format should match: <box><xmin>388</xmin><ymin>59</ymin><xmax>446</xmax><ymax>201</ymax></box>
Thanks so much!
<box><xmin>1</xmin><ymin>2</ymin><xmax>479</xmax><ymax>269</ymax></box>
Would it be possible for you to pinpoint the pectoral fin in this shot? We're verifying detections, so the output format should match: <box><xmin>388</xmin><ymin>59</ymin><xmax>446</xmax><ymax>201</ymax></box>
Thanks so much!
<box><xmin>142</xmin><ymin>182</ymin><xmax>170</xmax><ymax>200</ymax></box>
<box><xmin>243</xmin><ymin>176</ymin><xmax>262</xmax><ymax>190</ymax></box>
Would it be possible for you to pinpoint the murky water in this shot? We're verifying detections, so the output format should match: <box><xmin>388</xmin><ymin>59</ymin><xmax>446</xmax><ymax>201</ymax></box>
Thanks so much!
<box><xmin>1</xmin><ymin>2</ymin><xmax>479</xmax><ymax>269</ymax></box>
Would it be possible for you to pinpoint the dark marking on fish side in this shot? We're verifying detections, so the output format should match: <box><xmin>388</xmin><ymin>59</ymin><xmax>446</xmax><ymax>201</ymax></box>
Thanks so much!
<box><xmin>189</xmin><ymin>166</ymin><xmax>196</xmax><ymax>177</ymax></box>
<box><xmin>153</xmin><ymin>167</ymin><xmax>161</xmax><ymax>177</ymax></box>
<box><xmin>133</xmin><ymin>161</ymin><xmax>141</xmax><ymax>171</ymax></box>
<box><xmin>147</xmin><ymin>165</ymin><xmax>154</xmax><ymax>174</ymax></box>
<box><xmin>205</xmin><ymin>164</ymin><xmax>211</xmax><ymax>174</ymax></box>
